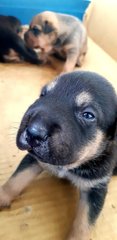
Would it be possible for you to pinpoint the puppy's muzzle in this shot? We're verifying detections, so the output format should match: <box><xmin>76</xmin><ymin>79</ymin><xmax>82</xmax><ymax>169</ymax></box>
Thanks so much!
<box><xmin>24</xmin><ymin>31</ymin><xmax>37</xmax><ymax>49</ymax></box>
<box><xmin>17</xmin><ymin>101</ymin><xmax>74</xmax><ymax>165</ymax></box>
<box><xmin>17</xmin><ymin>111</ymin><xmax>60</xmax><ymax>151</ymax></box>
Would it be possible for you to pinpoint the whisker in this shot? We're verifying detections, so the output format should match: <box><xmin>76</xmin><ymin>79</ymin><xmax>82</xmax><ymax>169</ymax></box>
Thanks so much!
<box><xmin>8</xmin><ymin>126</ymin><xmax>18</xmax><ymax>129</ymax></box>
<box><xmin>7</xmin><ymin>133</ymin><xmax>16</xmax><ymax>136</ymax></box>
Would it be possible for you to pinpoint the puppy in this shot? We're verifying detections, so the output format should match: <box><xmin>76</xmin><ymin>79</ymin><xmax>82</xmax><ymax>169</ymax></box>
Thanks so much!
<box><xmin>0</xmin><ymin>71</ymin><xmax>117</xmax><ymax>240</ymax></box>
<box><xmin>0</xmin><ymin>15</ymin><xmax>42</xmax><ymax>64</ymax></box>
<box><xmin>24</xmin><ymin>11</ymin><xmax>87</xmax><ymax>73</ymax></box>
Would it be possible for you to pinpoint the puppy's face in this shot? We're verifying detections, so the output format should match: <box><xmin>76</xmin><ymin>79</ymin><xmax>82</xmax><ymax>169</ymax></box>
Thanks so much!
<box><xmin>0</xmin><ymin>15</ymin><xmax>22</xmax><ymax>34</ymax></box>
<box><xmin>17</xmin><ymin>72</ymin><xmax>117</xmax><ymax>169</ymax></box>
<box><xmin>24</xmin><ymin>12</ymin><xmax>58</xmax><ymax>53</ymax></box>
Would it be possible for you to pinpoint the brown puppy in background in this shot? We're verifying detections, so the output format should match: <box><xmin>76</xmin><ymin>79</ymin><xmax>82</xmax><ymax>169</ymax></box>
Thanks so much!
<box><xmin>24</xmin><ymin>11</ymin><xmax>87</xmax><ymax>73</ymax></box>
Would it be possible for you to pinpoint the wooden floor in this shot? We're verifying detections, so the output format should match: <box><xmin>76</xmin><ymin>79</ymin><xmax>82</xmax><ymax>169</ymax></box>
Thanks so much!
<box><xmin>0</xmin><ymin>60</ymin><xmax>117</xmax><ymax>240</ymax></box>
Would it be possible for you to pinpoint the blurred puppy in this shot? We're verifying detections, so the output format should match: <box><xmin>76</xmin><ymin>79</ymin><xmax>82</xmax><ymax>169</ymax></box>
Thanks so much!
<box><xmin>0</xmin><ymin>15</ymin><xmax>41</xmax><ymax>64</ymax></box>
<box><xmin>25</xmin><ymin>11</ymin><xmax>87</xmax><ymax>73</ymax></box>
<box><xmin>0</xmin><ymin>71</ymin><xmax>117</xmax><ymax>240</ymax></box>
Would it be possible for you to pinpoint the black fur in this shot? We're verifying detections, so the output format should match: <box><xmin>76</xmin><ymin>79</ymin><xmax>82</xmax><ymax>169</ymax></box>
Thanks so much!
<box><xmin>88</xmin><ymin>185</ymin><xmax>107</xmax><ymax>224</ymax></box>
<box><xmin>12</xmin><ymin>154</ymin><xmax>38</xmax><ymax>177</ymax></box>
<box><xmin>0</xmin><ymin>15</ymin><xmax>22</xmax><ymax>33</ymax></box>
<box><xmin>0</xmin><ymin>15</ymin><xmax>42</xmax><ymax>64</ymax></box>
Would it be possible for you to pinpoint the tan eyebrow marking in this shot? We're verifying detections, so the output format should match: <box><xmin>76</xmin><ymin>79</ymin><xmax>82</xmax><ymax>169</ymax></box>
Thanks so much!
<box><xmin>47</xmin><ymin>77</ymin><xmax>58</xmax><ymax>91</ymax></box>
<box><xmin>75</xmin><ymin>91</ymin><xmax>92</xmax><ymax>106</ymax></box>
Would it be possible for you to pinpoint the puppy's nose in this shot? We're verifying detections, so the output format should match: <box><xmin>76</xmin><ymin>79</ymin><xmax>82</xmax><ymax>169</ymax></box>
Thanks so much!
<box><xmin>26</xmin><ymin>123</ymin><xmax>48</xmax><ymax>147</ymax></box>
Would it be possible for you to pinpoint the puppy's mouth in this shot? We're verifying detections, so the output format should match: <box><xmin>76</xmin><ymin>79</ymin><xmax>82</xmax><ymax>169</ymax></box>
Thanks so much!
<box><xmin>17</xmin><ymin>129</ymin><xmax>72</xmax><ymax>166</ymax></box>
<box><xmin>29</xmin><ymin>141</ymin><xmax>50</xmax><ymax>162</ymax></box>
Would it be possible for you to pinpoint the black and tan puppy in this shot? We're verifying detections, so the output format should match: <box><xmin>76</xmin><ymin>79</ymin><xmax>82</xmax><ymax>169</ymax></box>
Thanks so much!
<box><xmin>0</xmin><ymin>15</ymin><xmax>41</xmax><ymax>64</ymax></box>
<box><xmin>0</xmin><ymin>71</ymin><xmax>117</xmax><ymax>240</ymax></box>
<box><xmin>24</xmin><ymin>11</ymin><xmax>87</xmax><ymax>73</ymax></box>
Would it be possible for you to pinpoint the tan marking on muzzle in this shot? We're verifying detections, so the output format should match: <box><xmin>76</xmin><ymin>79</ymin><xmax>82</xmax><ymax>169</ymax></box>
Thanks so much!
<box><xmin>66</xmin><ymin>129</ymin><xmax>104</xmax><ymax>169</ymax></box>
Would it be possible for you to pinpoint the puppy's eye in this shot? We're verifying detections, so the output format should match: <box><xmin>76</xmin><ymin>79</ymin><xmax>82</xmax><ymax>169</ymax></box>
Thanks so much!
<box><xmin>43</xmin><ymin>21</ymin><xmax>54</xmax><ymax>34</ymax></box>
<box><xmin>17</xmin><ymin>27</ymin><xmax>22</xmax><ymax>33</ymax></box>
<box><xmin>45</xmin><ymin>20</ymin><xmax>48</xmax><ymax>24</ymax></box>
<box><xmin>32</xmin><ymin>26</ymin><xmax>40</xmax><ymax>36</ymax></box>
<box><xmin>75</xmin><ymin>107</ymin><xmax>96</xmax><ymax>123</ymax></box>
<box><xmin>82</xmin><ymin>112</ymin><xmax>95</xmax><ymax>120</ymax></box>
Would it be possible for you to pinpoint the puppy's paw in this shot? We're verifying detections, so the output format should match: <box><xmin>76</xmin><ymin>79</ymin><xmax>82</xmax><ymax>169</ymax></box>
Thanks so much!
<box><xmin>76</xmin><ymin>54</ymin><xmax>86</xmax><ymax>67</ymax></box>
<box><xmin>0</xmin><ymin>187</ymin><xmax>11</xmax><ymax>209</ymax></box>
<box><xmin>3</xmin><ymin>55</ymin><xmax>22</xmax><ymax>63</ymax></box>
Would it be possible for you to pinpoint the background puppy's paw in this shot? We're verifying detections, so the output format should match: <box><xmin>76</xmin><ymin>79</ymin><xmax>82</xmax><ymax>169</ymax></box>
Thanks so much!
<box><xmin>3</xmin><ymin>49</ymin><xmax>22</xmax><ymax>63</ymax></box>
<box><xmin>0</xmin><ymin>187</ymin><xmax>11</xmax><ymax>209</ymax></box>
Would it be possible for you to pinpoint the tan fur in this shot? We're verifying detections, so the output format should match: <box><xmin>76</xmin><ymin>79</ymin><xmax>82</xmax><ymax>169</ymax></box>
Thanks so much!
<box><xmin>64</xmin><ymin>130</ymin><xmax>104</xmax><ymax>170</ymax></box>
<box><xmin>66</xmin><ymin>174</ymin><xmax>110</xmax><ymax>191</ymax></box>
<box><xmin>77</xmin><ymin>38</ymin><xmax>87</xmax><ymax>67</ymax></box>
<box><xmin>47</xmin><ymin>78</ymin><xmax>58</xmax><ymax>91</ymax></box>
<box><xmin>77</xmin><ymin>130</ymin><xmax>104</xmax><ymax>165</ymax></box>
<box><xmin>62</xmin><ymin>44</ymin><xmax>78</xmax><ymax>73</ymax></box>
<box><xmin>39</xmin><ymin>161</ymin><xmax>110</xmax><ymax>191</ymax></box>
<box><xmin>68</xmin><ymin>191</ymin><xmax>91</xmax><ymax>240</ymax></box>
<box><xmin>0</xmin><ymin>164</ymin><xmax>42</xmax><ymax>208</ymax></box>
<box><xmin>75</xmin><ymin>91</ymin><xmax>92</xmax><ymax>106</ymax></box>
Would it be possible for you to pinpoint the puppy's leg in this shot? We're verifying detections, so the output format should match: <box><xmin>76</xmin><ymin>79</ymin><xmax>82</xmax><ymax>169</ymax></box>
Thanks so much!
<box><xmin>76</xmin><ymin>39</ymin><xmax>87</xmax><ymax>67</ymax></box>
<box><xmin>0</xmin><ymin>154</ymin><xmax>43</xmax><ymax>208</ymax></box>
<box><xmin>76</xmin><ymin>53</ymin><xmax>86</xmax><ymax>67</ymax></box>
<box><xmin>3</xmin><ymin>49</ymin><xmax>21</xmax><ymax>63</ymax></box>
<box><xmin>67</xmin><ymin>185</ymin><xmax>107</xmax><ymax>240</ymax></box>
<box><xmin>62</xmin><ymin>48</ymin><xmax>78</xmax><ymax>73</ymax></box>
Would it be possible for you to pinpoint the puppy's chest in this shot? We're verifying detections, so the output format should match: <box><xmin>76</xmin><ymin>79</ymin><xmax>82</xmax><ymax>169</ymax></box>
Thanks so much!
<box><xmin>39</xmin><ymin>162</ymin><xmax>106</xmax><ymax>190</ymax></box>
